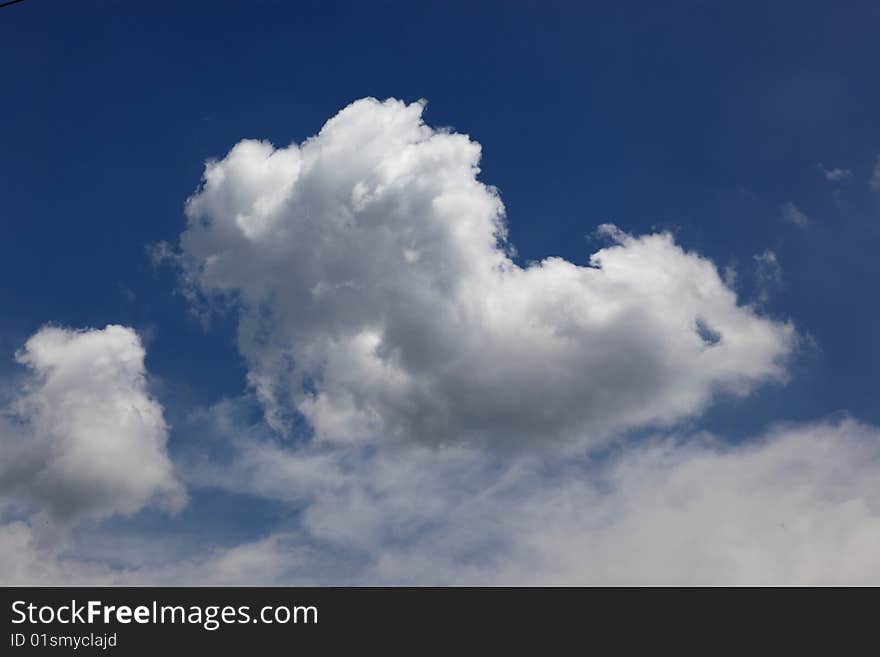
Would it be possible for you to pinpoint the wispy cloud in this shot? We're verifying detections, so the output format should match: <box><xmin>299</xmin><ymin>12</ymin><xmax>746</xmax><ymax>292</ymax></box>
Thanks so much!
<box><xmin>817</xmin><ymin>162</ymin><xmax>852</xmax><ymax>182</ymax></box>
<box><xmin>754</xmin><ymin>250</ymin><xmax>783</xmax><ymax>304</ymax></box>
<box><xmin>871</xmin><ymin>155</ymin><xmax>880</xmax><ymax>191</ymax></box>
<box><xmin>780</xmin><ymin>201</ymin><xmax>811</xmax><ymax>228</ymax></box>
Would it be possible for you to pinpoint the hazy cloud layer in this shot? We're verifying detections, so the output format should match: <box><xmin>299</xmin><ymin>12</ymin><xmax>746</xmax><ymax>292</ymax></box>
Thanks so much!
<box><xmin>5</xmin><ymin>408</ymin><xmax>880</xmax><ymax>585</ymax></box>
<box><xmin>172</xmin><ymin>97</ymin><xmax>796</xmax><ymax>447</ymax></box>
<box><xmin>171</xmin><ymin>404</ymin><xmax>880</xmax><ymax>585</ymax></box>
<box><xmin>0</xmin><ymin>325</ymin><xmax>185</xmax><ymax>531</ymax></box>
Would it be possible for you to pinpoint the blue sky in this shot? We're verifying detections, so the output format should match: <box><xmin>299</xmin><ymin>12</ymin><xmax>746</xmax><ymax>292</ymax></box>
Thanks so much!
<box><xmin>2</xmin><ymin>1</ymin><xmax>880</xmax><ymax>584</ymax></box>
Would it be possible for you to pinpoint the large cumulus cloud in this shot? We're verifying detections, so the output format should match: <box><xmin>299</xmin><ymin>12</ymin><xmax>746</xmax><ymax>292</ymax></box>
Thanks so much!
<box><xmin>172</xmin><ymin>97</ymin><xmax>796</xmax><ymax>446</ymax></box>
<box><xmin>0</xmin><ymin>325</ymin><xmax>186</xmax><ymax>530</ymax></box>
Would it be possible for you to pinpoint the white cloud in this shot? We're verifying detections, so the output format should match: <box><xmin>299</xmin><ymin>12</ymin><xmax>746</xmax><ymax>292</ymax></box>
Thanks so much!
<box><xmin>172</xmin><ymin>97</ymin><xmax>796</xmax><ymax>447</ymax></box>
<box><xmin>871</xmin><ymin>155</ymin><xmax>880</xmax><ymax>191</ymax></box>
<box><xmin>0</xmin><ymin>325</ymin><xmax>186</xmax><ymax>532</ymax></box>
<box><xmin>780</xmin><ymin>201</ymin><xmax>811</xmax><ymax>228</ymax></box>
<box><xmin>817</xmin><ymin>163</ymin><xmax>852</xmax><ymax>182</ymax></box>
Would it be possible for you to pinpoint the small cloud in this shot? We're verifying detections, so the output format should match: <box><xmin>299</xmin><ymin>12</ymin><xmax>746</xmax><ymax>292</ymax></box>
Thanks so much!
<box><xmin>871</xmin><ymin>155</ymin><xmax>880</xmax><ymax>192</ymax></box>
<box><xmin>754</xmin><ymin>250</ymin><xmax>782</xmax><ymax>304</ymax></box>
<box><xmin>780</xmin><ymin>201</ymin><xmax>811</xmax><ymax>228</ymax></box>
<box><xmin>146</xmin><ymin>241</ymin><xmax>179</xmax><ymax>268</ymax></box>
<box><xmin>817</xmin><ymin>163</ymin><xmax>852</xmax><ymax>182</ymax></box>
<box><xmin>2</xmin><ymin>325</ymin><xmax>186</xmax><ymax>534</ymax></box>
